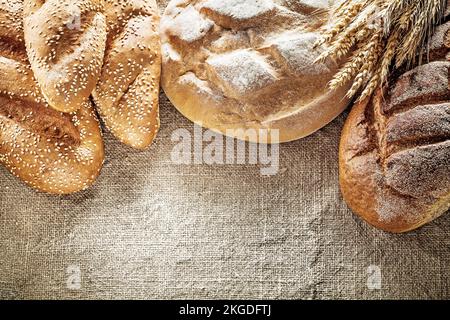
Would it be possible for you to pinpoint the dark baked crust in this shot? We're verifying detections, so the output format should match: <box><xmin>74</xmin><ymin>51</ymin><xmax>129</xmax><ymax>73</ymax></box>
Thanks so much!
<box><xmin>339</xmin><ymin>22</ymin><xmax>450</xmax><ymax>233</ymax></box>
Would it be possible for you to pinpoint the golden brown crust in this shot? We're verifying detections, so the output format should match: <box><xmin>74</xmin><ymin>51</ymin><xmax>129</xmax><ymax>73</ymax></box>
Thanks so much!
<box><xmin>92</xmin><ymin>0</ymin><xmax>161</xmax><ymax>150</ymax></box>
<box><xmin>340</xmin><ymin>33</ymin><xmax>450</xmax><ymax>232</ymax></box>
<box><xmin>23</xmin><ymin>0</ymin><xmax>107</xmax><ymax>113</ymax></box>
<box><xmin>0</xmin><ymin>99</ymin><xmax>105</xmax><ymax>194</ymax></box>
<box><xmin>161</xmin><ymin>0</ymin><xmax>351</xmax><ymax>143</ymax></box>
<box><xmin>0</xmin><ymin>1</ymin><xmax>104</xmax><ymax>195</ymax></box>
<box><xmin>0</xmin><ymin>0</ymin><xmax>24</xmax><ymax>43</ymax></box>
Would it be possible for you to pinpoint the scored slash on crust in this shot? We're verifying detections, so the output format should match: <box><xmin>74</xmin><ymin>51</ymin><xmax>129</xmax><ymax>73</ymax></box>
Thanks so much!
<box><xmin>160</xmin><ymin>0</ymin><xmax>352</xmax><ymax>143</ymax></box>
<box><xmin>339</xmin><ymin>29</ymin><xmax>450</xmax><ymax>232</ymax></box>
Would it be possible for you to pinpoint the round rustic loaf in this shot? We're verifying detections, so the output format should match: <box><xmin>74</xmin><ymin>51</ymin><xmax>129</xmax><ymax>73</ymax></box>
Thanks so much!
<box><xmin>340</xmin><ymin>21</ymin><xmax>450</xmax><ymax>233</ymax></box>
<box><xmin>160</xmin><ymin>0</ymin><xmax>351</xmax><ymax>143</ymax></box>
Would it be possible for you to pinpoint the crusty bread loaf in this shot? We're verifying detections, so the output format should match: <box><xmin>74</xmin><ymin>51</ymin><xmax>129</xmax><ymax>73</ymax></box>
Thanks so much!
<box><xmin>0</xmin><ymin>1</ymin><xmax>105</xmax><ymax>194</ymax></box>
<box><xmin>23</xmin><ymin>0</ymin><xmax>107</xmax><ymax>113</ymax></box>
<box><xmin>92</xmin><ymin>0</ymin><xmax>161</xmax><ymax>149</ymax></box>
<box><xmin>339</xmin><ymin>21</ymin><xmax>450</xmax><ymax>233</ymax></box>
<box><xmin>160</xmin><ymin>0</ymin><xmax>351</xmax><ymax>143</ymax></box>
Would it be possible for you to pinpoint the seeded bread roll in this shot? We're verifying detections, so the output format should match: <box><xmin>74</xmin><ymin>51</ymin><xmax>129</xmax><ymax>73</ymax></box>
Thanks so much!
<box><xmin>92</xmin><ymin>0</ymin><xmax>161</xmax><ymax>149</ymax></box>
<box><xmin>23</xmin><ymin>0</ymin><xmax>107</xmax><ymax>113</ymax></box>
<box><xmin>160</xmin><ymin>0</ymin><xmax>351</xmax><ymax>143</ymax></box>
<box><xmin>339</xmin><ymin>21</ymin><xmax>450</xmax><ymax>233</ymax></box>
<box><xmin>0</xmin><ymin>1</ymin><xmax>105</xmax><ymax>194</ymax></box>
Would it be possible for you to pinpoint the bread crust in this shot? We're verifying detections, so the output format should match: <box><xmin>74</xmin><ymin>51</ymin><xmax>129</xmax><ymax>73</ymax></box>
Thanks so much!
<box><xmin>0</xmin><ymin>1</ymin><xmax>104</xmax><ymax>194</ymax></box>
<box><xmin>23</xmin><ymin>0</ymin><xmax>107</xmax><ymax>113</ymax></box>
<box><xmin>340</xmin><ymin>22</ymin><xmax>450</xmax><ymax>232</ymax></box>
<box><xmin>160</xmin><ymin>0</ymin><xmax>351</xmax><ymax>143</ymax></box>
<box><xmin>92</xmin><ymin>0</ymin><xmax>161</xmax><ymax>149</ymax></box>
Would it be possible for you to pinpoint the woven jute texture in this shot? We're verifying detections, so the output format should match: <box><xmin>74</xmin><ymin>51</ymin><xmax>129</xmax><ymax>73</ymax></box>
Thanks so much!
<box><xmin>0</xmin><ymin>1</ymin><xmax>449</xmax><ymax>300</ymax></box>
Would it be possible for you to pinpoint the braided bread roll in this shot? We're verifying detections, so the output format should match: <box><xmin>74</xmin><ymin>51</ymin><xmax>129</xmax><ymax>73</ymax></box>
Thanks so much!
<box><xmin>340</xmin><ymin>21</ymin><xmax>450</xmax><ymax>232</ymax></box>
<box><xmin>23</xmin><ymin>0</ymin><xmax>107</xmax><ymax>113</ymax></box>
<box><xmin>1</xmin><ymin>1</ymin><xmax>105</xmax><ymax>194</ymax></box>
<box><xmin>92</xmin><ymin>0</ymin><xmax>161</xmax><ymax>149</ymax></box>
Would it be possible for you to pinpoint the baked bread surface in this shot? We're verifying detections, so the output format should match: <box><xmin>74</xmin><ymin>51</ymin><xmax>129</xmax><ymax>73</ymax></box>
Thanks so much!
<box><xmin>23</xmin><ymin>0</ymin><xmax>107</xmax><ymax>113</ymax></box>
<box><xmin>92</xmin><ymin>0</ymin><xmax>161</xmax><ymax>150</ymax></box>
<box><xmin>0</xmin><ymin>0</ymin><xmax>105</xmax><ymax>194</ymax></box>
<box><xmin>161</xmin><ymin>0</ymin><xmax>351</xmax><ymax>143</ymax></box>
<box><xmin>340</xmin><ymin>21</ymin><xmax>450</xmax><ymax>233</ymax></box>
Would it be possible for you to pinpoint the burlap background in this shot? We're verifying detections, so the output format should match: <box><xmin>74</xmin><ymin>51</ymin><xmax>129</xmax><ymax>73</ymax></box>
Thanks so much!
<box><xmin>0</xmin><ymin>0</ymin><xmax>449</xmax><ymax>300</ymax></box>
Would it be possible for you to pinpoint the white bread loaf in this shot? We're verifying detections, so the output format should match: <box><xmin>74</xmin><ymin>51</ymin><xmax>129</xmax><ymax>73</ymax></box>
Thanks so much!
<box><xmin>160</xmin><ymin>0</ymin><xmax>351</xmax><ymax>143</ymax></box>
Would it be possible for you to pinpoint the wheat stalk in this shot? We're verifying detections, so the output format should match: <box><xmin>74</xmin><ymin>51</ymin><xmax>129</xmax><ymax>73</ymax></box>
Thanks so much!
<box><xmin>317</xmin><ymin>0</ymin><xmax>447</xmax><ymax>101</ymax></box>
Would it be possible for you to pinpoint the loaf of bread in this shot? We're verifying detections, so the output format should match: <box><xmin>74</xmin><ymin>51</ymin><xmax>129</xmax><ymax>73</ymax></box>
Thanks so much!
<box><xmin>0</xmin><ymin>1</ymin><xmax>105</xmax><ymax>194</ymax></box>
<box><xmin>340</xmin><ymin>21</ymin><xmax>450</xmax><ymax>233</ymax></box>
<box><xmin>92</xmin><ymin>0</ymin><xmax>161</xmax><ymax>149</ymax></box>
<box><xmin>23</xmin><ymin>0</ymin><xmax>107</xmax><ymax>113</ymax></box>
<box><xmin>160</xmin><ymin>0</ymin><xmax>351</xmax><ymax>143</ymax></box>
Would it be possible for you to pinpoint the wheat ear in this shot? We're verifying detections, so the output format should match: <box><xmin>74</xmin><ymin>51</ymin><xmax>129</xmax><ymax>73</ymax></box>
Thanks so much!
<box><xmin>317</xmin><ymin>0</ymin><xmax>447</xmax><ymax>101</ymax></box>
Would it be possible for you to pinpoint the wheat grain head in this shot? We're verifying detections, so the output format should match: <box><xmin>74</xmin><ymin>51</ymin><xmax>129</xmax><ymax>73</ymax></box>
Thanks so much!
<box><xmin>317</xmin><ymin>0</ymin><xmax>447</xmax><ymax>101</ymax></box>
